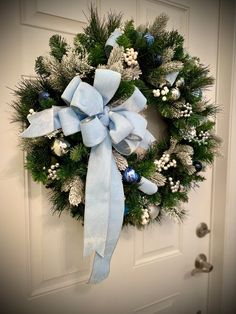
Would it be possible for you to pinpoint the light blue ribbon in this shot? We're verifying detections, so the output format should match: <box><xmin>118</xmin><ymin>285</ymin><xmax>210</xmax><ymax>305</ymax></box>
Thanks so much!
<box><xmin>105</xmin><ymin>28</ymin><xmax>123</xmax><ymax>48</ymax></box>
<box><xmin>21</xmin><ymin>69</ymin><xmax>157</xmax><ymax>283</ymax></box>
<box><xmin>165</xmin><ymin>71</ymin><xmax>179</xmax><ymax>86</ymax></box>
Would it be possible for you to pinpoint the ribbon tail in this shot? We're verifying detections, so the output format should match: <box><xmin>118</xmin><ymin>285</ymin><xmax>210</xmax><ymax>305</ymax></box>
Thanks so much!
<box><xmin>88</xmin><ymin>157</ymin><xmax>124</xmax><ymax>284</ymax></box>
<box><xmin>83</xmin><ymin>136</ymin><xmax>112</xmax><ymax>258</ymax></box>
<box><xmin>138</xmin><ymin>177</ymin><xmax>158</xmax><ymax>195</ymax></box>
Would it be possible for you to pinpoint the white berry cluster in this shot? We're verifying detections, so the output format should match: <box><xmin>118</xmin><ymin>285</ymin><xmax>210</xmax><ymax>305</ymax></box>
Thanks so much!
<box><xmin>182</xmin><ymin>126</ymin><xmax>197</xmax><ymax>142</ymax></box>
<box><xmin>27</xmin><ymin>109</ymin><xmax>36</xmax><ymax>119</ymax></box>
<box><xmin>168</xmin><ymin>177</ymin><xmax>182</xmax><ymax>193</ymax></box>
<box><xmin>179</xmin><ymin>103</ymin><xmax>193</xmax><ymax>117</ymax></box>
<box><xmin>153</xmin><ymin>85</ymin><xmax>169</xmax><ymax>101</ymax></box>
<box><xmin>182</xmin><ymin>128</ymin><xmax>210</xmax><ymax>145</ymax></box>
<box><xmin>141</xmin><ymin>208</ymin><xmax>150</xmax><ymax>225</ymax></box>
<box><xmin>197</xmin><ymin>130</ymin><xmax>210</xmax><ymax>144</ymax></box>
<box><xmin>154</xmin><ymin>153</ymin><xmax>177</xmax><ymax>172</ymax></box>
<box><xmin>46</xmin><ymin>163</ymin><xmax>60</xmax><ymax>180</ymax></box>
<box><xmin>123</xmin><ymin>48</ymin><xmax>138</xmax><ymax>66</ymax></box>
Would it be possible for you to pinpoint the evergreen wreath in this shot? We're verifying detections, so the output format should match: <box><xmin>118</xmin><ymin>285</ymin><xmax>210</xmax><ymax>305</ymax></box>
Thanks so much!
<box><xmin>13</xmin><ymin>7</ymin><xmax>220</xmax><ymax>228</ymax></box>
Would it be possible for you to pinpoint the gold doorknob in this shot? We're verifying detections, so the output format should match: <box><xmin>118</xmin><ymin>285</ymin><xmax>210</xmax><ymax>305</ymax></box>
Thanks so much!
<box><xmin>191</xmin><ymin>254</ymin><xmax>213</xmax><ymax>276</ymax></box>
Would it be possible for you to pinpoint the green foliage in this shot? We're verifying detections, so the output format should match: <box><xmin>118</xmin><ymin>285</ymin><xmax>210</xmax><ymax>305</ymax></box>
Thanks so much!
<box><xmin>12</xmin><ymin>6</ymin><xmax>220</xmax><ymax>228</ymax></box>
<box><xmin>70</xmin><ymin>144</ymin><xmax>89</xmax><ymax>162</ymax></box>
<box><xmin>89</xmin><ymin>43</ymin><xmax>106</xmax><ymax>66</ymax></box>
<box><xmin>106</xmin><ymin>11</ymin><xmax>123</xmax><ymax>35</ymax></box>
<box><xmin>49</xmin><ymin>35</ymin><xmax>68</xmax><ymax>62</ymax></box>
<box><xmin>25</xmin><ymin>142</ymin><xmax>51</xmax><ymax>184</ymax></box>
<box><xmin>112</xmin><ymin>80</ymin><xmax>135</xmax><ymax>101</ymax></box>
<box><xmin>39</xmin><ymin>98</ymin><xmax>57</xmax><ymax>109</ymax></box>
<box><xmin>12</xmin><ymin>79</ymin><xmax>43</xmax><ymax>123</ymax></box>
<box><xmin>84</xmin><ymin>6</ymin><xmax>107</xmax><ymax>44</ymax></box>
<box><xmin>35</xmin><ymin>56</ymin><xmax>50</xmax><ymax>77</ymax></box>
<box><xmin>49</xmin><ymin>187</ymin><xmax>71</xmax><ymax>214</ymax></box>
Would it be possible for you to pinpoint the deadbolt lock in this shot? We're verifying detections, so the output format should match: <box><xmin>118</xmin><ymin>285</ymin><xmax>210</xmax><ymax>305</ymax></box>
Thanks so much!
<box><xmin>196</xmin><ymin>222</ymin><xmax>210</xmax><ymax>238</ymax></box>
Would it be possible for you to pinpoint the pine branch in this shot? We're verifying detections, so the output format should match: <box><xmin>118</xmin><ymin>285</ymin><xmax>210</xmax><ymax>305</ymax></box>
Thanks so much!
<box><xmin>106</xmin><ymin>10</ymin><xmax>123</xmax><ymax>35</ymax></box>
<box><xmin>149</xmin><ymin>13</ymin><xmax>169</xmax><ymax>37</ymax></box>
<box><xmin>84</xmin><ymin>5</ymin><xmax>107</xmax><ymax>44</ymax></box>
<box><xmin>49</xmin><ymin>35</ymin><xmax>68</xmax><ymax>62</ymax></box>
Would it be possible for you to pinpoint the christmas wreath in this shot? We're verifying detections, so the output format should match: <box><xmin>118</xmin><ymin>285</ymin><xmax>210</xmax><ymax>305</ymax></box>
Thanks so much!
<box><xmin>13</xmin><ymin>7</ymin><xmax>220</xmax><ymax>283</ymax></box>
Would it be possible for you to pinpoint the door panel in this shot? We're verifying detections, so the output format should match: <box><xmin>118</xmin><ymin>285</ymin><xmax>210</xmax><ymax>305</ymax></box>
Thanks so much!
<box><xmin>0</xmin><ymin>1</ymin><xmax>221</xmax><ymax>313</ymax></box>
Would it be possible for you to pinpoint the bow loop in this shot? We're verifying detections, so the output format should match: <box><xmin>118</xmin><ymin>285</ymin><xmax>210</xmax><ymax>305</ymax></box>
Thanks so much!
<box><xmin>80</xmin><ymin>116</ymin><xmax>108</xmax><ymax>147</ymax></box>
<box><xmin>58</xmin><ymin>107</ymin><xmax>81</xmax><ymax>136</ymax></box>
<box><xmin>120</xmin><ymin>111</ymin><xmax>147</xmax><ymax>141</ymax></box>
<box><xmin>108</xmin><ymin>111</ymin><xmax>133</xmax><ymax>144</ymax></box>
<box><xmin>61</xmin><ymin>76</ymin><xmax>81</xmax><ymax>104</ymax></box>
<box><xmin>21</xmin><ymin>106</ymin><xmax>62</xmax><ymax>138</ymax></box>
<box><xmin>93</xmin><ymin>69</ymin><xmax>121</xmax><ymax>105</ymax></box>
<box><xmin>71</xmin><ymin>82</ymin><xmax>104</xmax><ymax>116</ymax></box>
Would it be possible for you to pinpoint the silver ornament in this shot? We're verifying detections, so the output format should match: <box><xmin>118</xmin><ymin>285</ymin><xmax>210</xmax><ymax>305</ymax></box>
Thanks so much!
<box><xmin>148</xmin><ymin>204</ymin><xmax>160</xmax><ymax>219</ymax></box>
<box><xmin>51</xmin><ymin>138</ymin><xmax>70</xmax><ymax>156</ymax></box>
<box><xmin>171</xmin><ymin>87</ymin><xmax>181</xmax><ymax>100</ymax></box>
<box><xmin>192</xmin><ymin>88</ymin><xmax>202</xmax><ymax>98</ymax></box>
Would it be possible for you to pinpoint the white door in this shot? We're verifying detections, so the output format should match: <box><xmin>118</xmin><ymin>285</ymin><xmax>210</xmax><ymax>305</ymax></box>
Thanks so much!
<box><xmin>0</xmin><ymin>0</ymin><xmax>228</xmax><ymax>313</ymax></box>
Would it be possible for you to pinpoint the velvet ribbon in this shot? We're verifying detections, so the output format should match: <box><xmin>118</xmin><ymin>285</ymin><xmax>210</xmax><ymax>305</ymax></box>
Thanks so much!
<box><xmin>21</xmin><ymin>69</ymin><xmax>157</xmax><ymax>283</ymax></box>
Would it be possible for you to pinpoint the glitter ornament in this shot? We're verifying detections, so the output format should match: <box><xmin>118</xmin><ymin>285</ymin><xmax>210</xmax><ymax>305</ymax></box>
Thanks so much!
<box><xmin>148</xmin><ymin>204</ymin><xmax>160</xmax><ymax>219</ymax></box>
<box><xmin>170</xmin><ymin>87</ymin><xmax>181</xmax><ymax>100</ymax></box>
<box><xmin>38</xmin><ymin>91</ymin><xmax>50</xmax><ymax>101</ymax></box>
<box><xmin>192</xmin><ymin>89</ymin><xmax>202</xmax><ymax>99</ymax></box>
<box><xmin>122</xmin><ymin>167</ymin><xmax>141</xmax><ymax>184</ymax></box>
<box><xmin>51</xmin><ymin>138</ymin><xmax>70</xmax><ymax>156</ymax></box>
<box><xmin>124</xmin><ymin>206</ymin><xmax>129</xmax><ymax>216</ymax></box>
<box><xmin>153</xmin><ymin>54</ymin><xmax>163</xmax><ymax>67</ymax></box>
<box><xmin>193</xmin><ymin>161</ymin><xmax>203</xmax><ymax>172</ymax></box>
<box><xmin>144</xmin><ymin>32</ymin><xmax>154</xmax><ymax>46</ymax></box>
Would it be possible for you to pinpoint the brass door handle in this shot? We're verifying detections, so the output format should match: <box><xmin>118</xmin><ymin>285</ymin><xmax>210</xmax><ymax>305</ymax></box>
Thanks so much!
<box><xmin>191</xmin><ymin>254</ymin><xmax>213</xmax><ymax>276</ymax></box>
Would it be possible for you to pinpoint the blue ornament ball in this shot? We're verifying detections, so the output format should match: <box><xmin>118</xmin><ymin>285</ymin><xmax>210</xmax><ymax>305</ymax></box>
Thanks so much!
<box><xmin>193</xmin><ymin>160</ymin><xmax>203</xmax><ymax>172</ymax></box>
<box><xmin>144</xmin><ymin>32</ymin><xmax>154</xmax><ymax>46</ymax></box>
<box><xmin>38</xmin><ymin>91</ymin><xmax>50</xmax><ymax>101</ymax></box>
<box><xmin>153</xmin><ymin>54</ymin><xmax>163</xmax><ymax>67</ymax></box>
<box><xmin>124</xmin><ymin>206</ymin><xmax>129</xmax><ymax>216</ymax></box>
<box><xmin>122</xmin><ymin>167</ymin><xmax>141</xmax><ymax>184</ymax></box>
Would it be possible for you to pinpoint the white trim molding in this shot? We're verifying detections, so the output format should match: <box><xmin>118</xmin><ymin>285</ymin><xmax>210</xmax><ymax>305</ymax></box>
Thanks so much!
<box><xmin>222</xmin><ymin>1</ymin><xmax>236</xmax><ymax>313</ymax></box>
<box><xmin>208</xmin><ymin>0</ymin><xmax>236</xmax><ymax>313</ymax></box>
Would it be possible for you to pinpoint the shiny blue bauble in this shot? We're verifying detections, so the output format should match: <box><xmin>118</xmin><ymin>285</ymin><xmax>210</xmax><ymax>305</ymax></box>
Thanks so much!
<box><xmin>153</xmin><ymin>54</ymin><xmax>163</xmax><ymax>67</ymax></box>
<box><xmin>192</xmin><ymin>89</ymin><xmax>202</xmax><ymax>99</ymax></box>
<box><xmin>124</xmin><ymin>206</ymin><xmax>129</xmax><ymax>216</ymax></box>
<box><xmin>144</xmin><ymin>32</ymin><xmax>154</xmax><ymax>46</ymax></box>
<box><xmin>122</xmin><ymin>167</ymin><xmax>141</xmax><ymax>184</ymax></box>
<box><xmin>193</xmin><ymin>160</ymin><xmax>203</xmax><ymax>172</ymax></box>
<box><xmin>38</xmin><ymin>91</ymin><xmax>50</xmax><ymax>101</ymax></box>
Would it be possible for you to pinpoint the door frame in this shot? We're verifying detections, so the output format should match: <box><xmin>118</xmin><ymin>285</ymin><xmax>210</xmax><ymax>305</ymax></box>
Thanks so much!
<box><xmin>208</xmin><ymin>0</ymin><xmax>236</xmax><ymax>313</ymax></box>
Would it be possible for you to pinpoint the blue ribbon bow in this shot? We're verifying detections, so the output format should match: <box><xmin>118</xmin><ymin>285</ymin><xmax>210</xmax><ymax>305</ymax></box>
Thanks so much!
<box><xmin>21</xmin><ymin>69</ymin><xmax>157</xmax><ymax>283</ymax></box>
